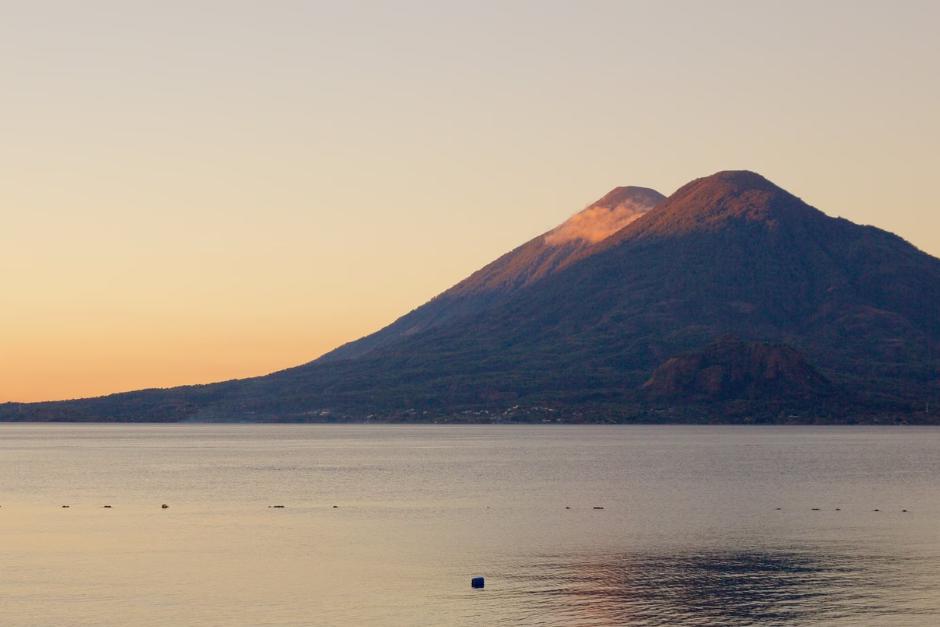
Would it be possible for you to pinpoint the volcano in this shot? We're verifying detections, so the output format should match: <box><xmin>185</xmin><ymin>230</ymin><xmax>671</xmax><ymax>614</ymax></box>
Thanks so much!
<box><xmin>3</xmin><ymin>171</ymin><xmax>938</xmax><ymax>423</ymax></box>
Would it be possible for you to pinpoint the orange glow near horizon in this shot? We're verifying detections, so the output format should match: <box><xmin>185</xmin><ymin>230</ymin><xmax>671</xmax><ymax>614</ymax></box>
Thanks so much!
<box><xmin>2</xmin><ymin>1</ymin><xmax>939</xmax><ymax>402</ymax></box>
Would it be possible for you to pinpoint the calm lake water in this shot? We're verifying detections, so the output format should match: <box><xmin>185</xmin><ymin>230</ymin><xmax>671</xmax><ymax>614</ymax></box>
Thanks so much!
<box><xmin>0</xmin><ymin>424</ymin><xmax>938</xmax><ymax>626</ymax></box>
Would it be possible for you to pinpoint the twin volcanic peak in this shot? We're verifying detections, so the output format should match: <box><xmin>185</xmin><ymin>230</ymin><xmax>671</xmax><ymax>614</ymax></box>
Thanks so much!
<box><xmin>3</xmin><ymin>170</ymin><xmax>939</xmax><ymax>423</ymax></box>
<box><xmin>613</xmin><ymin>170</ymin><xmax>820</xmax><ymax>241</ymax></box>
<box><xmin>544</xmin><ymin>186</ymin><xmax>665</xmax><ymax>245</ymax></box>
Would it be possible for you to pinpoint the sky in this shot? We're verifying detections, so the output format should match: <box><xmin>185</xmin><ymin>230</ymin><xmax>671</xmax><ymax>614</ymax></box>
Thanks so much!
<box><xmin>1</xmin><ymin>0</ymin><xmax>938</xmax><ymax>402</ymax></box>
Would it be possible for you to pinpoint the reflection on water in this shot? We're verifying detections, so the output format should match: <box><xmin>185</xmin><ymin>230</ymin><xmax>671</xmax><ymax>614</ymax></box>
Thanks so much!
<box><xmin>485</xmin><ymin>547</ymin><xmax>940</xmax><ymax>626</ymax></box>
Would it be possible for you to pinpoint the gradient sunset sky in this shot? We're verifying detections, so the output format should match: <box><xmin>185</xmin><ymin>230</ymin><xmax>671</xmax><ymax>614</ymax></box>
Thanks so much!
<box><xmin>2</xmin><ymin>1</ymin><xmax>938</xmax><ymax>402</ymax></box>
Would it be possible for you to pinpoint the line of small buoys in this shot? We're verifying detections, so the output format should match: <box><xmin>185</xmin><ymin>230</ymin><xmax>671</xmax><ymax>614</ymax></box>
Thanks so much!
<box><xmin>264</xmin><ymin>504</ymin><xmax>343</xmax><ymax>510</ymax></box>
<box><xmin>7</xmin><ymin>503</ymin><xmax>922</xmax><ymax>513</ymax></box>
<box><xmin>2</xmin><ymin>503</ymin><xmax>924</xmax><ymax>512</ymax></box>
<box><xmin>774</xmin><ymin>507</ymin><xmax>911</xmax><ymax>512</ymax></box>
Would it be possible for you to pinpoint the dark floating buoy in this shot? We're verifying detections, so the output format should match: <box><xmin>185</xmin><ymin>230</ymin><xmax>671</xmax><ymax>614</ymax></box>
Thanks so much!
<box><xmin>873</xmin><ymin>509</ymin><xmax>880</xmax><ymax>512</ymax></box>
<box><xmin>565</xmin><ymin>506</ymin><xmax>571</xmax><ymax>510</ymax></box>
<box><xmin>471</xmin><ymin>576</ymin><xmax>485</xmax><ymax>589</ymax></box>
<box><xmin>811</xmin><ymin>508</ymin><xmax>820</xmax><ymax>511</ymax></box>
<box><xmin>161</xmin><ymin>504</ymin><xmax>169</xmax><ymax>509</ymax></box>
<box><xmin>269</xmin><ymin>505</ymin><xmax>286</xmax><ymax>509</ymax></box>
<box><xmin>61</xmin><ymin>505</ymin><xmax>70</xmax><ymax>509</ymax></box>
<box><xmin>902</xmin><ymin>509</ymin><xmax>908</xmax><ymax>512</ymax></box>
<box><xmin>593</xmin><ymin>506</ymin><xmax>604</xmax><ymax>510</ymax></box>
<box><xmin>835</xmin><ymin>508</ymin><xmax>841</xmax><ymax>511</ymax></box>
<box><xmin>775</xmin><ymin>507</ymin><xmax>782</xmax><ymax>510</ymax></box>
<box><xmin>103</xmin><ymin>505</ymin><xmax>112</xmax><ymax>509</ymax></box>
<box><xmin>332</xmin><ymin>505</ymin><xmax>338</xmax><ymax>509</ymax></box>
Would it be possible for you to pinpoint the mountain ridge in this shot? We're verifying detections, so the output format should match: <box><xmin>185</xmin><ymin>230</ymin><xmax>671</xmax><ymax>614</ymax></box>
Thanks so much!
<box><xmin>318</xmin><ymin>185</ymin><xmax>664</xmax><ymax>362</ymax></box>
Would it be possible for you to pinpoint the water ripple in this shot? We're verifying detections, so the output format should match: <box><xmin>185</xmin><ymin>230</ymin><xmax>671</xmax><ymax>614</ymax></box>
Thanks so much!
<box><xmin>470</xmin><ymin>546</ymin><xmax>940</xmax><ymax>626</ymax></box>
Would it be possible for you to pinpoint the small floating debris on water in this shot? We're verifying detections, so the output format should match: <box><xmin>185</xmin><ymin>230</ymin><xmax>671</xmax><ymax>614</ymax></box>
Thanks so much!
<box><xmin>835</xmin><ymin>508</ymin><xmax>841</xmax><ymax>511</ymax></box>
<box><xmin>902</xmin><ymin>509</ymin><xmax>909</xmax><ymax>512</ymax></box>
<box><xmin>471</xmin><ymin>577</ymin><xmax>485</xmax><ymax>589</ymax></box>
<box><xmin>61</xmin><ymin>505</ymin><xmax>70</xmax><ymax>509</ymax></box>
<box><xmin>268</xmin><ymin>505</ymin><xmax>286</xmax><ymax>509</ymax></box>
<box><xmin>565</xmin><ymin>506</ymin><xmax>571</xmax><ymax>509</ymax></box>
<box><xmin>332</xmin><ymin>505</ymin><xmax>338</xmax><ymax>509</ymax></box>
<box><xmin>873</xmin><ymin>509</ymin><xmax>880</xmax><ymax>512</ymax></box>
<box><xmin>161</xmin><ymin>504</ymin><xmax>169</xmax><ymax>509</ymax></box>
<box><xmin>593</xmin><ymin>506</ymin><xmax>604</xmax><ymax>510</ymax></box>
<box><xmin>103</xmin><ymin>505</ymin><xmax>112</xmax><ymax>509</ymax></box>
<box><xmin>775</xmin><ymin>507</ymin><xmax>782</xmax><ymax>510</ymax></box>
<box><xmin>811</xmin><ymin>508</ymin><xmax>820</xmax><ymax>511</ymax></box>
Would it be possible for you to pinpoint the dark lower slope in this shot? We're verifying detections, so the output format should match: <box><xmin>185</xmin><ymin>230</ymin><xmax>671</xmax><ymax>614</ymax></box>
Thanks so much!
<box><xmin>316</xmin><ymin>237</ymin><xmax>583</xmax><ymax>363</ymax></box>
<box><xmin>2</xmin><ymin>171</ymin><xmax>938</xmax><ymax>423</ymax></box>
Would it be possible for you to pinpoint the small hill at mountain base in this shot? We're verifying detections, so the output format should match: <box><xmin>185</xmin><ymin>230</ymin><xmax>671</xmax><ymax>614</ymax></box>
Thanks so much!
<box><xmin>644</xmin><ymin>338</ymin><xmax>832</xmax><ymax>401</ymax></box>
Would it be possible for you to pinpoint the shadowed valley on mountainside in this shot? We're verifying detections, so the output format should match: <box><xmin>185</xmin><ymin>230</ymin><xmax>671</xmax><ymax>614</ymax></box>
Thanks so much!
<box><xmin>2</xmin><ymin>171</ymin><xmax>938</xmax><ymax>423</ymax></box>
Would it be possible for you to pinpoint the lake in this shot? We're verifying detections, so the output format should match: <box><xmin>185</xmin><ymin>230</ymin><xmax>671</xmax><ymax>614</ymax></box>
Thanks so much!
<box><xmin>0</xmin><ymin>424</ymin><xmax>938</xmax><ymax>625</ymax></box>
